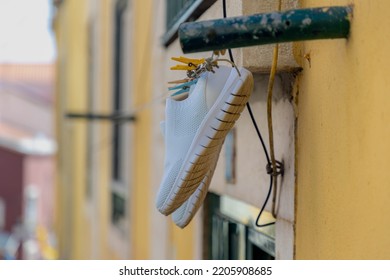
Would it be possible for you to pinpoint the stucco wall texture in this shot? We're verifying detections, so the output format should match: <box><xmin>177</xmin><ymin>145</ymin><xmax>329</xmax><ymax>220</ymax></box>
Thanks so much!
<box><xmin>296</xmin><ymin>0</ymin><xmax>390</xmax><ymax>259</ymax></box>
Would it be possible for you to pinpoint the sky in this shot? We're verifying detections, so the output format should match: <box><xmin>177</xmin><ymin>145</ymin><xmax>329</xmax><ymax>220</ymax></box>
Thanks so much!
<box><xmin>0</xmin><ymin>0</ymin><xmax>56</xmax><ymax>63</ymax></box>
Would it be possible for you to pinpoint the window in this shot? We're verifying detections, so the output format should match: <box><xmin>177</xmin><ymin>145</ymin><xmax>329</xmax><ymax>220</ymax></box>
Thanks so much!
<box><xmin>111</xmin><ymin>192</ymin><xmax>126</xmax><ymax>224</ymax></box>
<box><xmin>111</xmin><ymin>0</ymin><xmax>128</xmax><ymax>227</ymax></box>
<box><xmin>163</xmin><ymin>0</ymin><xmax>217</xmax><ymax>46</ymax></box>
<box><xmin>112</xmin><ymin>0</ymin><xmax>127</xmax><ymax>182</ymax></box>
<box><xmin>204</xmin><ymin>193</ymin><xmax>275</xmax><ymax>260</ymax></box>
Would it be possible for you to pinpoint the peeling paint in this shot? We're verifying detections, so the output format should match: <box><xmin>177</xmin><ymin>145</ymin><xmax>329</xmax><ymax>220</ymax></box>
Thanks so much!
<box><xmin>286</xmin><ymin>11</ymin><xmax>295</xmax><ymax>18</ymax></box>
<box><xmin>271</xmin><ymin>13</ymin><xmax>282</xmax><ymax>25</ymax></box>
<box><xmin>261</xmin><ymin>15</ymin><xmax>268</xmax><ymax>25</ymax></box>
<box><xmin>302</xmin><ymin>18</ymin><xmax>312</xmax><ymax>26</ymax></box>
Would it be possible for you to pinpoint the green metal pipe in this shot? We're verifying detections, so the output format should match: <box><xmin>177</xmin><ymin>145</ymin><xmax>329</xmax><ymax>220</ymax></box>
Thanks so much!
<box><xmin>179</xmin><ymin>6</ymin><xmax>352</xmax><ymax>53</ymax></box>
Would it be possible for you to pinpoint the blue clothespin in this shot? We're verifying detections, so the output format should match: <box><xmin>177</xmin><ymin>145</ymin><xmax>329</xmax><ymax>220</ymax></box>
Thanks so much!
<box><xmin>168</xmin><ymin>79</ymin><xmax>198</xmax><ymax>91</ymax></box>
<box><xmin>171</xmin><ymin>87</ymin><xmax>190</xmax><ymax>97</ymax></box>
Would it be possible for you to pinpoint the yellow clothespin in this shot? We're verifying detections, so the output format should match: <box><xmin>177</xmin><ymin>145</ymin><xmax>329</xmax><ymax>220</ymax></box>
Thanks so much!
<box><xmin>170</xmin><ymin>56</ymin><xmax>205</xmax><ymax>71</ymax></box>
<box><xmin>170</xmin><ymin>64</ymin><xmax>197</xmax><ymax>71</ymax></box>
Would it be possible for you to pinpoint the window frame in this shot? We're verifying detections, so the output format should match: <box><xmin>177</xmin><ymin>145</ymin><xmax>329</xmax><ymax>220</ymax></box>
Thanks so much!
<box><xmin>204</xmin><ymin>193</ymin><xmax>276</xmax><ymax>260</ymax></box>
<box><xmin>110</xmin><ymin>0</ymin><xmax>131</xmax><ymax>232</ymax></box>
<box><xmin>162</xmin><ymin>0</ymin><xmax>217</xmax><ymax>47</ymax></box>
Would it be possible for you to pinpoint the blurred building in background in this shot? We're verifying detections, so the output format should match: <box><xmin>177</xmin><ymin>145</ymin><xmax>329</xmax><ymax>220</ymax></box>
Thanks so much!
<box><xmin>53</xmin><ymin>0</ymin><xmax>155</xmax><ymax>260</ymax></box>
<box><xmin>0</xmin><ymin>64</ymin><xmax>56</xmax><ymax>259</ymax></box>
<box><xmin>53</xmin><ymin>0</ymin><xmax>390</xmax><ymax>260</ymax></box>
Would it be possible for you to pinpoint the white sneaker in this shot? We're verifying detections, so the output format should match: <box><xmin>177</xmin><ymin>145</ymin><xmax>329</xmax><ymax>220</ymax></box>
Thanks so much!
<box><xmin>156</xmin><ymin>65</ymin><xmax>253</xmax><ymax>215</ymax></box>
<box><xmin>159</xmin><ymin>120</ymin><xmax>222</xmax><ymax>228</ymax></box>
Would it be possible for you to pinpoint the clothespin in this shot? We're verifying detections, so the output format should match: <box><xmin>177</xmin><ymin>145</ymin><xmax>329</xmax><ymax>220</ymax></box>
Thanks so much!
<box><xmin>170</xmin><ymin>56</ymin><xmax>205</xmax><ymax>71</ymax></box>
<box><xmin>171</xmin><ymin>87</ymin><xmax>190</xmax><ymax>97</ymax></box>
<box><xmin>167</xmin><ymin>53</ymin><xmax>223</xmax><ymax>85</ymax></box>
<box><xmin>170</xmin><ymin>64</ymin><xmax>197</xmax><ymax>71</ymax></box>
<box><xmin>171</xmin><ymin>56</ymin><xmax>205</xmax><ymax>65</ymax></box>
<box><xmin>168</xmin><ymin>79</ymin><xmax>198</xmax><ymax>91</ymax></box>
<box><xmin>167</xmin><ymin>78</ymin><xmax>191</xmax><ymax>84</ymax></box>
<box><xmin>168</xmin><ymin>79</ymin><xmax>198</xmax><ymax>97</ymax></box>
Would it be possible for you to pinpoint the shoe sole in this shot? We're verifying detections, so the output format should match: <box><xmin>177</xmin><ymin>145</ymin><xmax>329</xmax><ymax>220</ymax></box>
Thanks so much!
<box><xmin>172</xmin><ymin>171</ymin><xmax>211</xmax><ymax>228</ymax></box>
<box><xmin>158</xmin><ymin>68</ymin><xmax>253</xmax><ymax>215</ymax></box>
<box><xmin>172</xmin><ymin>144</ymin><xmax>222</xmax><ymax>228</ymax></box>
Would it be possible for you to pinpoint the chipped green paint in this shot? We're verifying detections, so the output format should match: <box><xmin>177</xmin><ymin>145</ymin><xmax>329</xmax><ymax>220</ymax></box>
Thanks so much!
<box><xmin>179</xmin><ymin>6</ymin><xmax>352</xmax><ymax>53</ymax></box>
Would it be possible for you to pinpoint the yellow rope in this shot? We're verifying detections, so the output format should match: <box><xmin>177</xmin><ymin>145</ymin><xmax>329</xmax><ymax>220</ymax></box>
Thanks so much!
<box><xmin>267</xmin><ymin>0</ymin><xmax>282</xmax><ymax>217</ymax></box>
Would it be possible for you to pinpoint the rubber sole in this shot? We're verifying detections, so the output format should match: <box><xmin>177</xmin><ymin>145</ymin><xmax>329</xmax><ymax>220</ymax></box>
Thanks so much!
<box><xmin>172</xmin><ymin>143</ymin><xmax>222</xmax><ymax>228</ymax></box>
<box><xmin>158</xmin><ymin>68</ymin><xmax>254</xmax><ymax>215</ymax></box>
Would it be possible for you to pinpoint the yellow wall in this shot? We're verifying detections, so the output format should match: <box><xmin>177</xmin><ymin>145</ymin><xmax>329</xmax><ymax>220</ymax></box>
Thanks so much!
<box><xmin>296</xmin><ymin>0</ymin><xmax>390</xmax><ymax>259</ymax></box>
<box><xmin>131</xmin><ymin>0</ymin><xmax>153</xmax><ymax>259</ymax></box>
<box><xmin>54</xmin><ymin>0</ymin><xmax>116</xmax><ymax>259</ymax></box>
<box><xmin>54</xmin><ymin>0</ymin><xmax>90</xmax><ymax>259</ymax></box>
<box><xmin>171</xmin><ymin>223</ymin><xmax>195</xmax><ymax>259</ymax></box>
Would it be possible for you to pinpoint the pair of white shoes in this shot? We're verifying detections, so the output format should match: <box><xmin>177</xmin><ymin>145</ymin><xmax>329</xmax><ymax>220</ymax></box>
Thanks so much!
<box><xmin>156</xmin><ymin>65</ymin><xmax>254</xmax><ymax>228</ymax></box>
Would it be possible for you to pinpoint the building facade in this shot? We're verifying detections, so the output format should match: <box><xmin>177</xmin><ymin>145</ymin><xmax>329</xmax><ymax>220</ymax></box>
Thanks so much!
<box><xmin>53</xmin><ymin>0</ymin><xmax>390</xmax><ymax>260</ymax></box>
<box><xmin>0</xmin><ymin>64</ymin><xmax>56</xmax><ymax>259</ymax></box>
